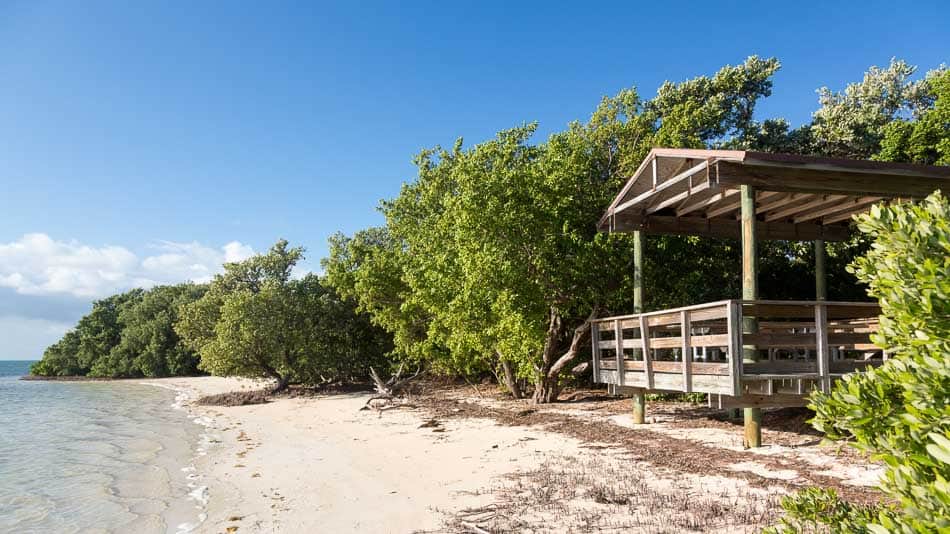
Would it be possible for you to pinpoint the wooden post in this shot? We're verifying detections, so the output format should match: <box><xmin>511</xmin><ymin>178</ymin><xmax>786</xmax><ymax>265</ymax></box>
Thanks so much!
<box><xmin>633</xmin><ymin>230</ymin><xmax>644</xmax><ymax>313</ymax></box>
<box><xmin>740</xmin><ymin>185</ymin><xmax>762</xmax><ymax>448</ymax></box>
<box><xmin>631</xmin><ymin>230</ymin><xmax>646</xmax><ymax>424</ymax></box>
<box><xmin>815</xmin><ymin>239</ymin><xmax>827</xmax><ymax>301</ymax></box>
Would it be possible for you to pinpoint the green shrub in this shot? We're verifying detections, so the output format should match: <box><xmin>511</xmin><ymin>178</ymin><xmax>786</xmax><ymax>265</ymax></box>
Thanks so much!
<box><xmin>769</xmin><ymin>192</ymin><xmax>950</xmax><ymax>532</ymax></box>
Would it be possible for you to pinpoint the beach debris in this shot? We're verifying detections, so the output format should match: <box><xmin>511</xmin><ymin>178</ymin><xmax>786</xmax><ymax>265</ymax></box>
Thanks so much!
<box><xmin>418</xmin><ymin>419</ymin><xmax>440</xmax><ymax>428</ymax></box>
<box><xmin>460</xmin><ymin>521</ymin><xmax>491</xmax><ymax>534</ymax></box>
<box><xmin>226</xmin><ymin>527</ymin><xmax>239</xmax><ymax>533</ymax></box>
<box><xmin>360</xmin><ymin>363</ymin><xmax>428</xmax><ymax>414</ymax></box>
<box><xmin>196</xmin><ymin>389</ymin><xmax>269</xmax><ymax>407</ymax></box>
<box><xmin>226</xmin><ymin>516</ymin><xmax>243</xmax><ymax>521</ymax></box>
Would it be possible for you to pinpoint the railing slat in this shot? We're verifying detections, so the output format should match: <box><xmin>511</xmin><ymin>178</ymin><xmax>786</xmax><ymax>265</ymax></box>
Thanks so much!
<box><xmin>614</xmin><ymin>319</ymin><xmax>624</xmax><ymax>387</ymax></box>
<box><xmin>681</xmin><ymin>310</ymin><xmax>692</xmax><ymax>393</ymax></box>
<box><xmin>591</xmin><ymin>321</ymin><xmax>601</xmax><ymax>383</ymax></box>
<box><xmin>639</xmin><ymin>315</ymin><xmax>654</xmax><ymax>390</ymax></box>
<box><xmin>815</xmin><ymin>304</ymin><xmax>831</xmax><ymax>393</ymax></box>
<box><xmin>727</xmin><ymin>300</ymin><xmax>743</xmax><ymax>396</ymax></box>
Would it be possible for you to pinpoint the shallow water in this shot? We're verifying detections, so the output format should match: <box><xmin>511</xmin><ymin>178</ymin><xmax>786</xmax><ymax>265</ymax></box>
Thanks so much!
<box><xmin>0</xmin><ymin>362</ymin><xmax>204</xmax><ymax>533</ymax></box>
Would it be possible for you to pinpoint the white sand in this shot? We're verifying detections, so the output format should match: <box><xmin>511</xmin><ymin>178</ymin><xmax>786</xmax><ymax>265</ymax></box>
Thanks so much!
<box><xmin>140</xmin><ymin>377</ymin><xmax>595</xmax><ymax>533</ymax></box>
<box><xmin>137</xmin><ymin>378</ymin><xmax>879</xmax><ymax>533</ymax></box>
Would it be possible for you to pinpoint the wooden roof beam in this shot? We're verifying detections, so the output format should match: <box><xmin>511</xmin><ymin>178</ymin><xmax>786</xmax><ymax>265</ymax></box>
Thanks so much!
<box><xmin>756</xmin><ymin>193</ymin><xmax>800</xmax><ymax>214</ymax></box>
<box><xmin>756</xmin><ymin>190</ymin><xmax>786</xmax><ymax>202</ymax></box>
<box><xmin>677</xmin><ymin>188</ymin><xmax>739</xmax><ymax>216</ymax></box>
<box><xmin>612</xmin><ymin>160</ymin><xmax>709</xmax><ymax>216</ymax></box>
<box><xmin>764</xmin><ymin>195</ymin><xmax>849</xmax><ymax>222</ymax></box>
<box><xmin>717</xmin><ymin>161</ymin><xmax>949</xmax><ymax>198</ymax></box>
<box><xmin>646</xmin><ymin>176</ymin><xmax>713</xmax><ymax>215</ymax></box>
<box><xmin>706</xmin><ymin>197</ymin><xmax>742</xmax><ymax>218</ymax></box>
<box><xmin>824</xmin><ymin>199</ymin><xmax>886</xmax><ymax>224</ymax></box>
<box><xmin>794</xmin><ymin>196</ymin><xmax>883</xmax><ymax>223</ymax></box>
<box><xmin>611</xmin><ymin>214</ymin><xmax>851</xmax><ymax>241</ymax></box>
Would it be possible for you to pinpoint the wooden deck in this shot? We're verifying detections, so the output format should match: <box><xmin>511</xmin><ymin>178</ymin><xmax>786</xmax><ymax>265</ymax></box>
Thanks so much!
<box><xmin>591</xmin><ymin>300</ymin><xmax>883</xmax><ymax>408</ymax></box>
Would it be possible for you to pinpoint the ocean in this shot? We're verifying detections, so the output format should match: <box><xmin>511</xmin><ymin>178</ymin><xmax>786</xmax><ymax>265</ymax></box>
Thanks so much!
<box><xmin>0</xmin><ymin>361</ymin><xmax>205</xmax><ymax>533</ymax></box>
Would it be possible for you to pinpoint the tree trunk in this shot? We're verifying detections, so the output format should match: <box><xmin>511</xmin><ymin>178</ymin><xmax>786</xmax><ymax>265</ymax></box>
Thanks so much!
<box><xmin>533</xmin><ymin>373</ymin><xmax>562</xmax><ymax>403</ymax></box>
<box><xmin>499</xmin><ymin>357</ymin><xmax>524</xmax><ymax>399</ymax></box>
<box><xmin>532</xmin><ymin>307</ymin><xmax>597</xmax><ymax>404</ymax></box>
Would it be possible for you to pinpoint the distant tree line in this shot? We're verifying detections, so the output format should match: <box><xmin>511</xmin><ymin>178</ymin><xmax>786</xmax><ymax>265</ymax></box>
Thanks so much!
<box><xmin>31</xmin><ymin>240</ymin><xmax>392</xmax><ymax>389</ymax></box>
<box><xmin>31</xmin><ymin>284</ymin><xmax>206</xmax><ymax>377</ymax></box>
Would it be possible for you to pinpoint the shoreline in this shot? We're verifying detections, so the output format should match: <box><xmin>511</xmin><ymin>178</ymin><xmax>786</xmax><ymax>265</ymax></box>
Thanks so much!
<box><xmin>21</xmin><ymin>374</ymin><xmax>209</xmax><ymax>382</ymax></box>
<box><xmin>127</xmin><ymin>377</ymin><xmax>883</xmax><ymax>533</ymax></box>
<box><xmin>136</xmin><ymin>377</ymin><xmax>606</xmax><ymax>532</ymax></box>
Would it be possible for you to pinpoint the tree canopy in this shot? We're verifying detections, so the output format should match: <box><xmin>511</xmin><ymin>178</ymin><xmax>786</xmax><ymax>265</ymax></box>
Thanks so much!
<box><xmin>31</xmin><ymin>285</ymin><xmax>203</xmax><ymax>378</ymax></box>
<box><xmin>177</xmin><ymin>240</ymin><xmax>392</xmax><ymax>391</ymax></box>
<box><xmin>323</xmin><ymin>56</ymin><xmax>828</xmax><ymax>401</ymax></box>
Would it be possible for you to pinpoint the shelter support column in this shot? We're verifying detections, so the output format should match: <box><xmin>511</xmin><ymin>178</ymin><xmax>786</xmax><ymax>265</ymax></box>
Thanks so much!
<box><xmin>741</xmin><ymin>185</ymin><xmax>762</xmax><ymax>448</ymax></box>
<box><xmin>815</xmin><ymin>239</ymin><xmax>827</xmax><ymax>301</ymax></box>
<box><xmin>631</xmin><ymin>230</ymin><xmax>646</xmax><ymax>424</ymax></box>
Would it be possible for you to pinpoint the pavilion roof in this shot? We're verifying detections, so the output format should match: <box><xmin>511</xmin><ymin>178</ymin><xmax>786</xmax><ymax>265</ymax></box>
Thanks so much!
<box><xmin>598</xmin><ymin>148</ymin><xmax>950</xmax><ymax>241</ymax></box>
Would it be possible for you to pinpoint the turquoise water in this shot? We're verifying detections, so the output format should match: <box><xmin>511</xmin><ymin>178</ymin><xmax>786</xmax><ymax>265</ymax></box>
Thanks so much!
<box><xmin>0</xmin><ymin>362</ymin><xmax>204</xmax><ymax>533</ymax></box>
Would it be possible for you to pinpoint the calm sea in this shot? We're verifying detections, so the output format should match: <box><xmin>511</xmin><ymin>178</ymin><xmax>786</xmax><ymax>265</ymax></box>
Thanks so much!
<box><xmin>0</xmin><ymin>361</ymin><xmax>205</xmax><ymax>533</ymax></box>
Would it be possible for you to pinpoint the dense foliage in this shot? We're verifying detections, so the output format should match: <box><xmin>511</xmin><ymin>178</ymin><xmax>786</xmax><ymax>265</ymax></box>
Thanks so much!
<box><xmin>32</xmin><ymin>241</ymin><xmax>391</xmax><ymax>387</ymax></box>
<box><xmin>31</xmin><ymin>284</ymin><xmax>204</xmax><ymax>378</ymax></box>
<box><xmin>324</xmin><ymin>56</ymin><xmax>934</xmax><ymax>402</ymax></box>
<box><xmin>176</xmin><ymin>240</ymin><xmax>392</xmax><ymax>391</ymax></box>
<box><xmin>326</xmin><ymin>57</ymin><xmax>785</xmax><ymax>400</ymax></box>
<box><xmin>764</xmin><ymin>63</ymin><xmax>950</xmax><ymax>531</ymax></box>
<box><xmin>769</xmin><ymin>193</ymin><xmax>950</xmax><ymax>533</ymax></box>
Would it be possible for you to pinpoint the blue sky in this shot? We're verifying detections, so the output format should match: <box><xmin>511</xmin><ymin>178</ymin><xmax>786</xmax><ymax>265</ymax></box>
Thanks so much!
<box><xmin>0</xmin><ymin>0</ymin><xmax>948</xmax><ymax>359</ymax></box>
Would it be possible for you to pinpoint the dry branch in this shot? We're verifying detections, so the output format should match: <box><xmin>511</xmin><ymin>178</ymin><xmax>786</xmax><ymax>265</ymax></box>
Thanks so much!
<box><xmin>363</xmin><ymin>364</ymin><xmax>426</xmax><ymax>412</ymax></box>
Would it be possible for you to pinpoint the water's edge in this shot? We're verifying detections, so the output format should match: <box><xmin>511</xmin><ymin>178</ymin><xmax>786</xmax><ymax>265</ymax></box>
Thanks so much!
<box><xmin>0</xmin><ymin>366</ymin><xmax>209</xmax><ymax>534</ymax></box>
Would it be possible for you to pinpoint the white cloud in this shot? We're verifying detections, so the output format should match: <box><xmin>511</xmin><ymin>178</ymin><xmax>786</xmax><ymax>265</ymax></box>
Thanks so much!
<box><xmin>0</xmin><ymin>233</ymin><xmax>255</xmax><ymax>299</ymax></box>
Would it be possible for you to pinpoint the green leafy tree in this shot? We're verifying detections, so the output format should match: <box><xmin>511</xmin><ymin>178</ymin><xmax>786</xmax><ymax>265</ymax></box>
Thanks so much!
<box><xmin>876</xmin><ymin>69</ymin><xmax>950</xmax><ymax>165</ymax></box>
<box><xmin>179</xmin><ymin>239</ymin><xmax>391</xmax><ymax>391</ymax></box>
<box><xmin>771</xmin><ymin>193</ymin><xmax>950</xmax><ymax>533</ymax></box>
<box><xmin>810</xmin><ymin>58</ymin><xmax>936</xmax><ymax>159</ymax></box>
<box><xmin>324</xmin><ymin>227</ymin><xmax>439</xmax><ymax>370</ymax></box>
<box><xmin>31</xmin><ymin>285</ymin><xmax>206</xmax><ymax>378</ymax></box>
<box><xmin>101</xmin><ymin>284</ymin><xmax>207</xmax><ymax>377</ymax></box>
<box><xmin>30</xmin><ymin>330</ymin><xmax>83</xmax><ymax>376</ymax></box>
<box><xmin>327</xmin><ymin>57</ymin><xmax>787</xmax><ymax>402</ymax></box>
<box><xmin>177</xmin><ymin>240</ymin><xmax>305</xmax><ymax>391</ymax></box>
<box><xmin>31</xmin><ymin>289</ymin><xmax>144</xmax><ymax>377</ymax></box>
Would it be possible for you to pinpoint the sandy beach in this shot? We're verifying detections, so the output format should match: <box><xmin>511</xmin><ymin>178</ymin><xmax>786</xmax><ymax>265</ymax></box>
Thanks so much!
<box><xmin>140</xmin><ymin>377</ymin><xmax>883</xmax><ymax>533</ymax></box>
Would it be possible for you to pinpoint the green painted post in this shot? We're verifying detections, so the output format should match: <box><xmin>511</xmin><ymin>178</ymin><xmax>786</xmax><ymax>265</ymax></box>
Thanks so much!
<box><xmin>815</xmin><ymin>239</ymin><xmax>827</xmax><ymax>301</ymax></box>
<box><xmin>740</xmin><ymin>185</ymin><xmax>762</xmax><ymax>448</ymax></box>
<box><xmin>632</xmin><ymin>230</ymin><xmax>646</xmax><ymax>424</ymax></box>
<box><xmin>633</xmin><ymin>230</ymin><xmax>644</xmax><ymax>314</ymax></box>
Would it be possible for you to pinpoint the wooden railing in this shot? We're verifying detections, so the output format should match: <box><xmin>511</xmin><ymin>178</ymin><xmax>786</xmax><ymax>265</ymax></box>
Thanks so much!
<box><xmin>591</xmin><ymin>300</ymin><xmax>882</xmax><ymax>397</ymax></box>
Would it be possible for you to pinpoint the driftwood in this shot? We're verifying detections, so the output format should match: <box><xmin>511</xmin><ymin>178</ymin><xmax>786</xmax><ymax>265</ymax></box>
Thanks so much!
<box><xmin>361</xmin><ymin>364</ymin><xmax>426</xmax><ymax>413</ymax></box>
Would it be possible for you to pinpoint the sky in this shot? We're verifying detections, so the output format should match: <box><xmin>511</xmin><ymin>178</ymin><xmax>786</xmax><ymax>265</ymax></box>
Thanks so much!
<box><xmin>0</xmin><ymin>0</ymin><xmax>948</xmax><ymax>360</ymax></box>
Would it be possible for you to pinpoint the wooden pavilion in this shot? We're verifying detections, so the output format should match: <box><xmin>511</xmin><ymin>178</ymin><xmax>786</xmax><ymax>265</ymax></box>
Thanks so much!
<box><xmin>591</xmin><ymin>148</ymin><xmax>950</xmax><ymax>447</ymax></box>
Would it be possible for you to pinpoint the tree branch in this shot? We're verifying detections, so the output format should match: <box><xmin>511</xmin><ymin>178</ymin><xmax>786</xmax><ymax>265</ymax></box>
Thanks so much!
<box><xmin>546</xmin><ymin>306</ymin><xmax>598</xmax><ymax>378</ymax></box>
